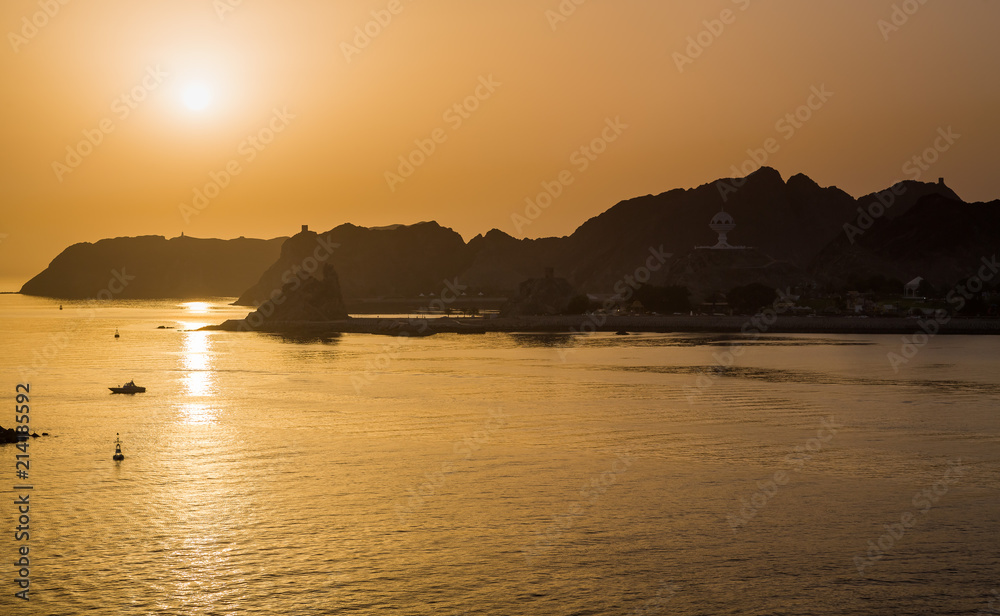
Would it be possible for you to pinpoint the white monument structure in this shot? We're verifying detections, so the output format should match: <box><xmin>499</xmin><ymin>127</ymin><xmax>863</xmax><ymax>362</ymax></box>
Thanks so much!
<box><xmin>697</xmin><ymin>207</ymin><xmax>749</xmax><ymax>250</ymax></box>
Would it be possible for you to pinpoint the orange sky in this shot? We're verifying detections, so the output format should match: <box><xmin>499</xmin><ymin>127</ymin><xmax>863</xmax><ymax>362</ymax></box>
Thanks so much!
<box><xmin>2</xmin><ymin>0</ymin><xmax>999</xmax><ymax>288</ymax></box>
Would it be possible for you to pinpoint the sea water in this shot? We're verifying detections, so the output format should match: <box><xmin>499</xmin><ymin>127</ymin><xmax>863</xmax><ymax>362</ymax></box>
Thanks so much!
<box><xmin>0</xmin><ymin>295</ymin><xmax>998</xmax><ymax>615</ymax></box>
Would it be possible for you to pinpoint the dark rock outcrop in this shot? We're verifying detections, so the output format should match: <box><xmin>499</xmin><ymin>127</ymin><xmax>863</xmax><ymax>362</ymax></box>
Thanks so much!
<box><xmin>664</xmin><ymin>248</ymin><xmax>808</xmax><ymax>303</ymax></box>
<box><xmin>245</xmin><ymin>263</ymin><xmax>348</xmax><ymax>324</ymax></box>
<box><xmin>854</xmin><ymin>179</ymin><xmax>962</xmax><ymax>221</ymax></box>
<box><xmin>811</xmin><ymin>193</ymin><xmax>1000</xmax><ymax>288</ymax></box>
<box><xmin>236</xmin><ymin>222</ymin><xmax>469</xmax><ymax>306</ymax></box>
<box><xmin>500</xmin><ymin>270</ymin><xmax>576</xmax><ymax>317</ymax></box>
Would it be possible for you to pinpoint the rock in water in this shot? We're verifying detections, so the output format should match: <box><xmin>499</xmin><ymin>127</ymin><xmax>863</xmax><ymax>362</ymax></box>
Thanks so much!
<box><xmin>246</xmin><ymin>263</ymin><xmax>349</xmax><ymax>324</ymax></box>
<box><xmin>0</xmin><ymin>426</ymin><xmax>18</xmax><ymax>444</ymax></box>
<box><xmin>501</xmin><ymin>270</ymin><xmax>576</xmax><ymax>317</ymax></box>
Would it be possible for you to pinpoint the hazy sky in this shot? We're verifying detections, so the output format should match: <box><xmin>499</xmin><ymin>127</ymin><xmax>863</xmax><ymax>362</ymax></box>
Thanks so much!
<box><xmin>2</xmin><ymin>0</ymin><xmax>998</xmax><ymax>286</ymax></box>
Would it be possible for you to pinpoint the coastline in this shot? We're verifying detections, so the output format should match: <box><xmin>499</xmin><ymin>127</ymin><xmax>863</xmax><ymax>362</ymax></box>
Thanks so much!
<box><xmin>202</xmin><ymin>315</ymin><xmax>1000</xmax><ymax>336</ymax></box>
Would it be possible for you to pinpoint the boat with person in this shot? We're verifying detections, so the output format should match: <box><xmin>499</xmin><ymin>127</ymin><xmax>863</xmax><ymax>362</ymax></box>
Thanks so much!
<box><xmin>109</xmin><ymin>380</ymin><xmax>145</xmax><ymax>394</ymax></box>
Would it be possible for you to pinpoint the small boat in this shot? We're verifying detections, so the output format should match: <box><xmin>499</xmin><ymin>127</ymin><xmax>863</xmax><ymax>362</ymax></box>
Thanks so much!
<box><xmin>109</xmin><ymin>380</ymin><xmax>146</xmax><ymax>394</ymax></box>
<box><xmin>113</xmin><ymin>434</ymin><xmax>125</xmax><ymax>461</ymax></box>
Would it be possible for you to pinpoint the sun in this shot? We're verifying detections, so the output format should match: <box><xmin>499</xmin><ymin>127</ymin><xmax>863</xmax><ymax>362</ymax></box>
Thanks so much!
<box><xmin>181</xmin><ymin>83</ymin><xmax>213</xmax><ymax>111</ymax></box>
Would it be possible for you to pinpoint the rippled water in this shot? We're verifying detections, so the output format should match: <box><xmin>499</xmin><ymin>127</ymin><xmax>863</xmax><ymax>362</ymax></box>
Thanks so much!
<box><xmin>1</xmin><ymin>295</ymin><xmax>998</xmax><ymax>615</ymax></box>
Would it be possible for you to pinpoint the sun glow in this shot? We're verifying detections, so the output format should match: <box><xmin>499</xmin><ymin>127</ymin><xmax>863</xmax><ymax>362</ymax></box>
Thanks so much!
<box><xmin>180</xmin><ymin>330</ymin><xmax>216</xmax><ymax>424</ymax></box>
<box><xmin>181</xmin><ymin>84</ymin><xmax>213</xmax><ymax>111</ymax></box>
<box><xmin>183</xmin><ymin>301</ymin><xmax>211</xmax><ymax>314</ymax></box>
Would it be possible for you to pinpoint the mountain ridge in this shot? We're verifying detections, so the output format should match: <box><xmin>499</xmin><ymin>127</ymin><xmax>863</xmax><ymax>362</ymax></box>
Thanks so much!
<box><xmin>20</xmin><ymin>168</ymin><xmax>990</xmax><ymax>303</ymax></box>
<box><xmin>20</xmin><ymin>235</ymin><xmax>287</xmax><ymax>299</ymax></box>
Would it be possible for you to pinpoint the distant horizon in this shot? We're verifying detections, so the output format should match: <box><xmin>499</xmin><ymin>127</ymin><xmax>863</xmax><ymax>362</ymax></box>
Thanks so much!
<box><xmin>3</xmin><ymin>4</ymin><xmax>997</xmax><ymax>611</ymax></box>
<box><xmin>3</xmin><ymin>1</ymin><xmax>998</xmax><ymax>286</ymax></box>
<box><xmin>4</xmin><ymin>164</ymin><xmax>986</xmax><ymax>288</ymax></box>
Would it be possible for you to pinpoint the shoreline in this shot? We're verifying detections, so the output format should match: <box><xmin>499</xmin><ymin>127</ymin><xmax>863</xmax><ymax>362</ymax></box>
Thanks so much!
<box><xmin>202</xmin><ymin>315</ymin><xmax>1000</xmax><ymax>336</ymax></box>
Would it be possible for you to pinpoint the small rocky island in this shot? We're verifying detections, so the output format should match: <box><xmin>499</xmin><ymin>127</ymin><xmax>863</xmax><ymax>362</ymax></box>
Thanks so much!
<box><xmin>209</xmin><ymin>261</ymin><xmax>349</xmax><ymax>333</ymax></box>
<box><xmin>0</xmin><ymin>426</ymin><xmax>18</xmax><ymax>444</ymax></box>
<box><xmin>0</xmin><ymin>426</ymin><xmax>42</xmax><ymax>443</ymax></box>
<box><xmin>500</xmin><ymin>268</ymin><xmax>577</xmax><ymax>317</ymax></box>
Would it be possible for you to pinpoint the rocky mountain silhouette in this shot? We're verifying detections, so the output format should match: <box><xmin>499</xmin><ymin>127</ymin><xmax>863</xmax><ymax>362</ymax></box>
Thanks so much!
<box><xmin>244</xmin><ymin>262</ymin><xmax>348</xmax><ymax>324</ymax></box>
<box><xmin>23</xmin><ymin>168</ymin><xmax>988</xmax><ymax>304</ymax></box>
<box><xmin>237</xmin><ymin>168</ymin><xmax>967</xmax><ymax>306</ymax></box>
<box><xmin>235</xmin><ymin>223</ymin><xmax>470</xmax><ymax>305</ymax></box>
<box><xmin>811</xmin><ymin>192</ymin><xmax>1000</xmax><ymax>288</ymax></box>
<box><xmin>500</xmin><ymin>269</ymin><xmax>577</xmax><ymax>317</ymax></box>
<box><xmin>20</xmin><ymin>235</ymin><xmax>286</xmax><ymax>299</ymax></box>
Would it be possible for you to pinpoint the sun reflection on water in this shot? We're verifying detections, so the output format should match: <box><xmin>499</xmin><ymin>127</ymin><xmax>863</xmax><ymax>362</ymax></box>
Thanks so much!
<box><xmin>180</xmin><ymin>402</ymin><xmax>215</xmax><ymax>425</ymax></box>
<box><xmin>180</xmin><ymin>328</ymin><xmax>217</xmax><ymax>425</ymax></box>
<box><xmin>182</xmin><ymin>301</ymin><xmax>211</xmax><ymax>314</ymax></box>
